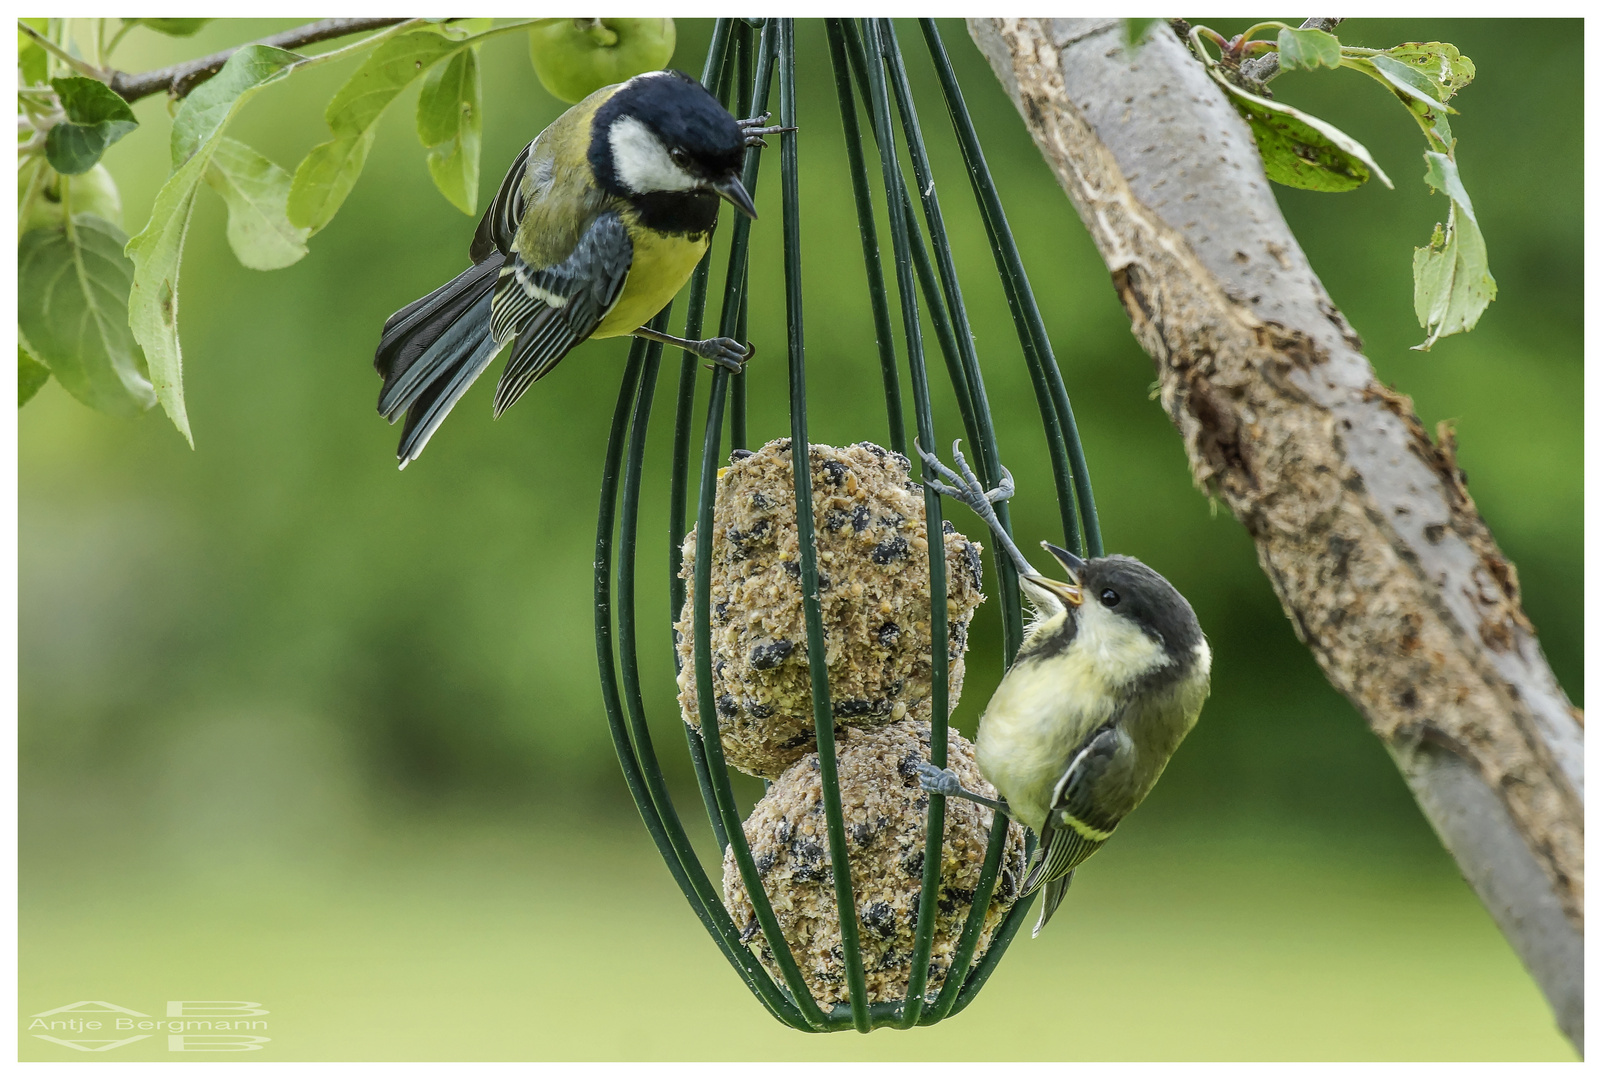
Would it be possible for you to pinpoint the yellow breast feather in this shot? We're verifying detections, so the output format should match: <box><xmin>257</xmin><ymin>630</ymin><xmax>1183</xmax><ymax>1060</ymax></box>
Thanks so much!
<box><xmin>592</xmin><ymin>217</ymin><xmax>709</xmax><ymax>338</ymax></box>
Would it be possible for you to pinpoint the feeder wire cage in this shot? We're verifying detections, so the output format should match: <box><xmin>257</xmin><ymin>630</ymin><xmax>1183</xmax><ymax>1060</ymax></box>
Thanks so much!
<box><xmin>593</xmin><ymin>17</ymin><xmax>1102</xmax><ymax>1032</ymax></box>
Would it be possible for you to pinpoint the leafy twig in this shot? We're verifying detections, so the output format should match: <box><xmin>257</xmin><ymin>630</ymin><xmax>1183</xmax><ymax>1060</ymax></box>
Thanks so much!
<box><xmin>1240</xmin><ymin>17</ymin><xmax>1344</xmax><ymax>86</ymax></box>
<box><xmin>105</xmin><ymin>17</ymin><xmax>408</xmax><ymax>102</ymax></box>
<box><xmin>17</xmin><ymin>21</ymin><xmax>110</xmax><ymax>80</ymax></box>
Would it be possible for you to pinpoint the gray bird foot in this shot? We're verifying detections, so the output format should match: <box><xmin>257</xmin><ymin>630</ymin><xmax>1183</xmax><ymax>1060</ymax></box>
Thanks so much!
<box><xmin>916</xmin><ymin>762</ymin><xmax>964</xmax><ymax>798</ymax></box>
<box><xmin>699</xmin><ymin>337</ymin><xmax>754</xmax><ymax>374</ymax></box>
<box><xmin>631</xmin><ymin>327</ymin><xmax>754</xmax><ymax>373</ymax></box>
<box><xmin>916</xmin><ymin>761</ymin><xmax>1010</xmax><ymax>815</ymax></box>
<box><xmin>738</xmin><ymin>111</ymin><xmax>797</xmax><ymax>148</ymax></box>
<box><xmin>915</xmin><ymin>439</ymin><xmax>1014</xmax><ymax>515</ymax></box>
<box><xmin>915</xmin><ymin>440</ymin><xmax>1041</xmax><ymax>583</ymax></box>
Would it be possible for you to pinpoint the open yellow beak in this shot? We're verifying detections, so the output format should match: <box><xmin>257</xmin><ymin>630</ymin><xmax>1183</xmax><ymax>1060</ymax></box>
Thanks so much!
<box><xmin>1024</xmin><ymin>575</ymin><xmax>1081</xmax><ymax>607</ymax></box>
<box><xmin>1026</xmin><ymin>541</ymin><xmax>1086</xmax><ymax>606</ymax></box>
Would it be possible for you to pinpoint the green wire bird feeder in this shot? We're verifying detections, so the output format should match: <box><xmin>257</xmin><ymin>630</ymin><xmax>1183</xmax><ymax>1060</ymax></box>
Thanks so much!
<box><xmin>593</xmin><ymin>18</ymin><xmax>1101</xmax><ymax>1032</ymax></box>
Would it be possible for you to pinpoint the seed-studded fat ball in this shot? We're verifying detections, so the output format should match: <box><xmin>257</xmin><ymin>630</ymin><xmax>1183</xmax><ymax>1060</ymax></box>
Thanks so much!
<box><xmin>723</xmin><ymin>721</ymin><xmax>1027</xmax><ymax>1010</ymax></box>
<box><xmin>676</xmin><ymin>439</ymin><xmax>986</xmax><ymax>778</ymax></box>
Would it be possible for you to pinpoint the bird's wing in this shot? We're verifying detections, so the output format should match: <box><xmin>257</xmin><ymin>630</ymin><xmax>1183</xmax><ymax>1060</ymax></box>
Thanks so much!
<box><xmin>1019</xmin><ymin>724</ymin><xmax>1122</xmax><ymax>897</ymax></box>
<box><xmin>488</xmin><ymin>211</ymin><xmax>633</xmax><ymax>416</ymax></box>
<box><xmin>1019</xmin><ymin>725</ymin><xmax>1125</xmax><ymax>935</ymax></box>
<box><xmin>471</xmin><ymin>139</ymin><xmax>532</xmax><ymax>263</ymax></box>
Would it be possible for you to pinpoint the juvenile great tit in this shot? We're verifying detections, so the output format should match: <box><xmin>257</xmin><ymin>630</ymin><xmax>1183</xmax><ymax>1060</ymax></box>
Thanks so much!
<box><xmin>374</xmin><ymin>69</ymin><xmax>786</xmax><ymax>466</ymax></box>
<box><xmin>914</xmin><ymin>442</ymin><xmax>1211</xmax><ymax>936</ymax></box>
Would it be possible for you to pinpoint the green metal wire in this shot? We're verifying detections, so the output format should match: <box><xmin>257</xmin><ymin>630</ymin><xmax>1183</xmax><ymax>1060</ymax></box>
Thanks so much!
<box><xmin>827</xmin><ymin>27</ymin><xmax>906</xmax><ymax>458</ymax></box>
<box><xmin>677</xmin><ymin>20</ymin><xmax>774</xmax><ymax>871</ymax></box>
<box><xmin>918</xmin><ymin>18</ymin><xmax>1102</xmax><ymax>559</ymax></box>
<box><xmin>669</xmin><ymin>22</ymin><xmax>739</xmax><ymax>856</ymax></box>
<box><xmin>775</xmin><ymin>19</ymin><xmax>875</xmax><ymax>1032</ymax></box>
<box><xmin>729</xmin><ymin>19</ymin><xmax>754</xmax><ymax>453</ymax></box>
<box><xmin>596</xmin><ymin>325</ymin><xmax>805</xmax><ymax>1027</ymax></box>
<box><xmin>592</xmin><ymin>16</ymin><xmax>1098</xmax><ymax>1032</ymax></box>
<box><xmin>688</xmin><ymin>21</ymin><xmax>843</xmax><ymax>1031</ymax></box>
<box><xmin>878</xmin><ymin>19</ymin><xmax>1032</xmax><ymax>664</ymax></box>
<box><xmin>610</xmin><ymin>310</ymin><xmax>808</xmax><ymax>1027</ymax></box>
<box><xmin>924</xmin><ymin>796</ymin><xmax>1016</xmax><ymax>1021</ymax></box>
<box><xmin>846</xmin><ymin>16</ymin><xmax>959</xmax><ymax>1030</ymax></box>
<box><xmin>690</xmin><ymin>364</ymin><xmax>832</xmax><ymax>1030</ymax></box>
<box><xmin>840</xmin><ymin>22</ymin><xmax>1026</xmax><ymax>667</ymax></box>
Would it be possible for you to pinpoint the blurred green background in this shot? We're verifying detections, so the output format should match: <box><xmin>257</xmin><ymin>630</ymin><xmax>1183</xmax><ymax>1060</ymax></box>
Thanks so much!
<box><xmin>18</xmin><ymin>19</ymin><xmax>1580</xmax><ymax>1061</ymax></box>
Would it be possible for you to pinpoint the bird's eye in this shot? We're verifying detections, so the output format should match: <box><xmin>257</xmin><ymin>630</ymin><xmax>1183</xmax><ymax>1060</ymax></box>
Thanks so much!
<box><xmin>1099</xmin><ymin>588</ymin><xmax>1120</xmax><ymax>608</ymax></box>
<box><xmin>669</xmin><ymin>147</ymin><xmax>690</xmax><ymax>165</ymax></box>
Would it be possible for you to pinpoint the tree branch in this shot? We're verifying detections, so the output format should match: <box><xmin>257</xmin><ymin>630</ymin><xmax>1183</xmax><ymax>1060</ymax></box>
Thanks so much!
<box><xmin>969</xmin><ymin>16</ymin><xmax>1582</xmax><ymax>1054</ymax></box>
<box><xmin>106</xmin><ymin>17</ymin><xmax>406</xmax><ymax>102</ymax></box>
<box><xmin>1239</xmin><ymin>16</ymin><xmax>1344</xmax><ymax>86</ymax></box>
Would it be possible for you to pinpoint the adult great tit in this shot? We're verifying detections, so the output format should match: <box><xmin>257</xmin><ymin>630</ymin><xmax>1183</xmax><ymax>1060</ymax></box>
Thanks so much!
<box><xmin>914</xmin><ymin>443</ymin><xmax>1212</xmax><ymax>936</ymax></box>
<box><xmin>374</xmin><ymin>69</ymin><xmax>784</xmax><ymax>466</ymax></box>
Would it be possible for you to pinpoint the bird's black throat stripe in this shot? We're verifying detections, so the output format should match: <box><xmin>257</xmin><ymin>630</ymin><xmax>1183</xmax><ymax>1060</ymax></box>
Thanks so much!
<box><xmin>1014</xmin><ymin>612</ymin><xmax>1078</xmax><ymax>664</ymax></box>
<box><xmin>627</xmin><ymin>190</ymin><xmax>720</xmax><ymax>239</ymax></box>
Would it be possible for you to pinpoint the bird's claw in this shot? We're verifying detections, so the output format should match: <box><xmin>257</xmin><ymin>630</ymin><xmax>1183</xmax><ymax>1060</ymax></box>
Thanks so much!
<box><xmin>739</xmin><ymin>111</ymin><xmax>797</xmax><ymax>148</ymax></box>
<box><xmin>915</xmin><ymin>439</ymin><xmax>1014</xmax><ymax>513</ymax></box>
<box><xmin>916</xmin><ymin>762</ymin><xmax>964</xmax><ymax>798</ymax></box>
<box><xmin>701</xmin><ymin>337</ymin><xmax>755</xmax><ymax>374</ymax></box>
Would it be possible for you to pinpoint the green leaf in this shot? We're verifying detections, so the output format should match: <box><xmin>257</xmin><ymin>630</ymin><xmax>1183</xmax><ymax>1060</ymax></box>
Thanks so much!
<box><xmin>1422</xmin><ymin>151</ymin><xmax>1476</xmax><ymax>221</ymax></box>
<box><xmin>1276</xmin><ymin>27</ymin><xmax>1342</xmax><ymax>71</ymax></box>
<box><xmin>1412</xmin><ymin>151</ymin><xmax>1495</xmax><ymax>350</ymax></box>
<box><xmin>1366</xmin><ymin>54</ymin><xmax>1458</xmax><ymax>113</ymax></box>
<box><xmin>1340</xmin><ymin>55</ymin><xmax>1456</xmax><ymax>153</ymax></box>
<box><xmin>171</xmin><ymin>44</ymin><xmax>301</xmax><ymax>166</ymax></box>
<box><xmin>1213</xmin><ymin>74</ymin><xmax>1392</xmax><ymax>193</ymax></box>
<box><xmin>54</xmin><ymin>77</ymin><xmax>136</xmax><ymax>126</ymax></box>
<box><xmin>127</xmin><ymin>45</ymin><xmax>301</xmax><ymax>444</ymax></box>
<box><xmin>18</xmin><ymin>215</ymin><xmax>154</xmax><ymax>416</ymax></box>
<box><xmin>44</xmin><ymin>77</ymin><xmax>138</xmax><ymax>175</ymax></box>
<box><xmin>128</xmin><ymin>18</ymin><xmax>212</xmax><ymax>37</ymax></box>
<box><xmin>125</xmin><ymin>165</ymin><xmax>204</xmax><ymax>441</ymax></box>
<box><xmin>1382</xmin><ymin>42</ymin><xmax>1475</xmax><ymax>101</ymax></box>
<box><xmin>288</xmin><ymin>31</ymin><xmax>464</xmax><ymax>233</ymax></box>
<box><xmin>203</xmin><ymin>138</ymin><xmax>310</xmax><ymax>271</ymax></box>
<box><xmin>19</xmin><ymin>343</ymin><xmax>51</xmax><ymax>406</ymax></box>
<box><xmin>1124</xmin><ymin>18</ymin><xmax>1157</xmax><ymax>52</ymax></box>
<box><xmin>416</xmin><ymin>47</ymin><xmax>482</xmax><ymax>215</ymax></box>
<box><xmin>284</xmin><ymin>130</ymin><xmax>378</xmax><ymax>236</ymax></box>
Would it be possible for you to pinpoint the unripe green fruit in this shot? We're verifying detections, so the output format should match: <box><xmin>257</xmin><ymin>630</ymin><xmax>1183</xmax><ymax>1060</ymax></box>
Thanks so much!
<box><xmin>527</xmin><ymin>18</ymin><xmax>675</xmax><ymax>105</ymax></box>
<box><xmin>19</xmin><ymin>159</ymin><xmax>123</xmax><ymax>233</ymax></box>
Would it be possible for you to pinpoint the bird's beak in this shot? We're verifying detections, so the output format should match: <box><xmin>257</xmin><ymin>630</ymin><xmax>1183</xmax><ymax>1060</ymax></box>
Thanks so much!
<box><xmin>1041</xmin><ymin>541</ymin><xmax>1086</xmax><ymax>581</ymax></box>
<box><xmin>711</xmin><ymin>173</ymin><xmax>758</xmax><ymax>220</ymax></box>
<box><xmin>1024</xmin><ymin>574</ymin><xmax>1082</xmax><ymax>608</ymax></box>
<box><xmin>1024</xmin><ymin>541</ymin><xmax>1085</xmax><ymax>608</ymax></box>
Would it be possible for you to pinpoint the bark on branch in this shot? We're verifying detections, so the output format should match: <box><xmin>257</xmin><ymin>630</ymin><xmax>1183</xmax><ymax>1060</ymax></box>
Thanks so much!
<box><xmin>968</xmin><ymin>17</ymin><xmax>1583</xmax><ymax>1052</ymax></box>
<box><xmin>108</xmin><ymin>17</ymin><xmax>405</xmax><ymax>102</ymax></box>
<box><xmin>1237</xmin><ymin>17</ymin><xmax>1343</xmax><ymax>86</ymax></box>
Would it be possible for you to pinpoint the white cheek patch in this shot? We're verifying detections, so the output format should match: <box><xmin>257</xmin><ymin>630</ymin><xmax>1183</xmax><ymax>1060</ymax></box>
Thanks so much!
<box><xmin>609</xmin><ymin>115</ymin><xmax>699</xmax><ymax>195</ymax></box>
<box><xmin>1075</xmin><ymin>601</ymin><xmax>1170</xmax><ymax>688</ymax></box>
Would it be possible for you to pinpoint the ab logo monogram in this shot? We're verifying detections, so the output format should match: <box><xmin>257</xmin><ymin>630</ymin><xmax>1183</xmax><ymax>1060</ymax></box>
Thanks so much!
<box><xmin>27</xmin><ymin>999</ymin><xmax>271</xmax><ymax>1052</ymax></box>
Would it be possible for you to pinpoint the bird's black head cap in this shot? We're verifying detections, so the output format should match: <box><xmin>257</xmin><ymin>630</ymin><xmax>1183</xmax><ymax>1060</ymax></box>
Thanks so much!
<box><xmin>1081</xmin><ymin>554</ymin><xmax>1203</xmax><ymax>663</ymax></box>
<box><xmin>589</xmin><ymin>70</ymin><xmax>745</xmax><ymax>195</ymax></box>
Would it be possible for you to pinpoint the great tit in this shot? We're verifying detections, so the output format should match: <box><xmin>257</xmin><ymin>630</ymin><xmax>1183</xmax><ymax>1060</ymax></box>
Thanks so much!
<box><xmin>914</xmin><ymin>442</ymin><xmax>1211</xmax><ymax>936</ymax></box>
<box><xmin>374</xmin><ymin>69</ymin><xmax>785</xmax><ymax>466</ymax></box>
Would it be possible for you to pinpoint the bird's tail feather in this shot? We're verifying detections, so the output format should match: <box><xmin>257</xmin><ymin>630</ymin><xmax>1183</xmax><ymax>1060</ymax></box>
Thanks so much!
<box><xmin>1031</xmin><ymin>870</ymin><xmax>1074</xmax><ymax>938</ymax></box>
<box><xmin>394</xmin><ymin>332</ymin><xmax>502</xmax><ymax>467</ymax></box>
<box><xmin>374</xmin><ymin>259</ymin><xmax>503</xmax><ymax>465</ymax></box>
